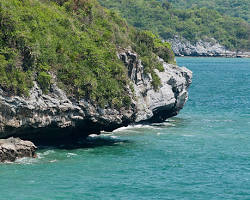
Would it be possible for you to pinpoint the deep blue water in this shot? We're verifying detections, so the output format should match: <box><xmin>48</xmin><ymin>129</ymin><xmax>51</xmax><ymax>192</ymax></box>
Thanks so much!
<box><xmin>1</xmin><ymin>58</ymin><xmax>250</xmax><ymax>200</ymax></box>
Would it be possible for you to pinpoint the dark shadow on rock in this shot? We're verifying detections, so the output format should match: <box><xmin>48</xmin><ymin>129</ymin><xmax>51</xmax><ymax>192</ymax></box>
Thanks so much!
<box><xmin>8</xmin><ymin>117</ymin><xmax>188</xmax><ymax>150</ymax></box>
<box><xmin>36</xmin><ymin>135</ymin><xmax>131</xmax><ymax>150</ymax></box>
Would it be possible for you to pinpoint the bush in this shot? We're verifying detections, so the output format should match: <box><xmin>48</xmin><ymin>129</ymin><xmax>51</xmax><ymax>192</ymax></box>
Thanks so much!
<box><xmin>151</xmin><ymin>71</ymin><xmax>161</xmax><ymax>90</ymax></box>
<box><xmin>131</xmin><ymin>30</ymin><xmax>174</xmax><ymax>90</ymax></box>
<box><xmin>37</xmin><ymin>72</ymin><xmax>52</xmax><ymax>93</ymax></box>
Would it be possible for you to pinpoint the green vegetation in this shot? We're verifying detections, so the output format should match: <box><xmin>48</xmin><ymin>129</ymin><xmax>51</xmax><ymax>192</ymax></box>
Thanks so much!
<box><xmin>168</xmin><ymin>0</ymin><xmax>250</xmax><ymax>23</ymax></box>
<box><xmin>0</xmin><ymin>0</ymin><xmax>174</xmax><ymax>107</ymax></box>
<box><xmin>99</xmin><ymin>0</ymin><xmax>250</xmax><ymax>51</ymax></box>
<box><xmin>131</xmin><ymin>30</ymin><xmax>173</xmax><ymax>71</ymax></box>
<box><xmin>131</xmin><ymin>30</ymin><xmax>174</xmax><ymax>89</ymax></box>
<box><xmin>37</xmin><ymin>65</ymin><xmax>52</xmax><ymax>94</ymax></box>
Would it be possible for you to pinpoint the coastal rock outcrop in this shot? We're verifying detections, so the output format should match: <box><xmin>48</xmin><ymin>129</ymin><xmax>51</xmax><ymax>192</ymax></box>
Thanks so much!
<box><xmin>119</xmin><ymin>50</ymin><xmax>192</xmax><ymax>122</ymax></box>
<box><xmin>0</xmin><ymin>49</ymin><xmax>192</xmax><ymax>140</ymax></box>
<box><xmin>0</xmin><ymin>137</ymin><xmax>37</xmax><ymax>162</ymax></box>
<box><xmin>169</xmin><ymin>36</ymin><xmax>250</xmax><ymax>57</ymax></box>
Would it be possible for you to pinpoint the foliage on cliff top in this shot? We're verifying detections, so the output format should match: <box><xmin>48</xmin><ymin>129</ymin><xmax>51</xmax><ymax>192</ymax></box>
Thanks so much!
<box><xmin>98</xmin><ymin>0</ymin><xmax>250</xmax><ymax>51</ymax></box>
<box><xmin>0</xmin><ymin>0</ymin><xmax>174</xmax><ymax>107</ymax></box>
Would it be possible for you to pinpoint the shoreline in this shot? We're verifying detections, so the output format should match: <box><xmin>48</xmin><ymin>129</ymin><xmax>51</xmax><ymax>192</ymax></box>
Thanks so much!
<box><xmin>168</xmin><ymin>37</ymin><xmax>250</xmax><ymax>59</ymax></box>
<box><xmin>176</xmin><ymin>54</ymin><xmax>250</xmax><ymax>58</ymax></box>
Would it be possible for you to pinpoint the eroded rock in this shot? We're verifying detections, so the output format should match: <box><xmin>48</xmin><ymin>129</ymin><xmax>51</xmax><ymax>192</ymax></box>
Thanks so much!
<box><xmin>0</xmin><ymin>137</ymin><xmax>37</xmax><ymax>162</ymax></box>
<box><xmin>0</xmin><ymin>49</ymin><xmax>192</xmax><ymax>140</ymax></box>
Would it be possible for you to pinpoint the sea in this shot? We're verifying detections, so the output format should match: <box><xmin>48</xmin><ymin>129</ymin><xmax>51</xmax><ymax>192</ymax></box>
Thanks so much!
<box><xmin>0</xmin><ymin>57</ymin><xmax>250</xmax><ymax>200</ymax></box>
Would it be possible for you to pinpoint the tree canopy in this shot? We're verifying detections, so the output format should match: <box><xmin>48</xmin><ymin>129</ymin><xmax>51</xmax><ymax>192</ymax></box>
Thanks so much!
<box><xmin>99</xmin><ymin>0</ymin><xmax>250</xmax><ymax>51</ymax></box>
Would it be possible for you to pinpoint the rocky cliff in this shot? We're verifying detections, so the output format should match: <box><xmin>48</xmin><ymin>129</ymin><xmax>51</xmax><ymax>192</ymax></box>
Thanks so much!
<box><xmin>169</xmin><ymin>36</ymin><xmax>250</xmax><ymax>57</ymax></box>
<box><xmin>0</xmin><ymin>49</ymin><xmax>192</xmax><ymax>141</ymax></box>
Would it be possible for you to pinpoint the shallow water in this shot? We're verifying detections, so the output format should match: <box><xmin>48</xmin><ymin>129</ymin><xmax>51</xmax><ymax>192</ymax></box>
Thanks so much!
<box><xmin>1</xmin><ymin>58</ymin><xmax>250</xmax><ymax>199</ymax></box>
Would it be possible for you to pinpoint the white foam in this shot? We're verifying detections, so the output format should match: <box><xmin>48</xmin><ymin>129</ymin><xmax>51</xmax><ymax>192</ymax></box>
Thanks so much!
<box><xmin>166</xmin><ymin>119</ymin><xmax>176</xmax><ymax>122</ymax></box>
<box><xmin>182</xmin><ymin>134</ymin><xmax>195</xmax><ymax>137</ymax></box>
<box><xmin>42</xmin><ymin>150</ymin><xmax>55</xmax><ymax>156</ymax></box>
<box><xmin>88</xmin><ymin>134</ymin><xmax>99</xmax><ymax>138</ymax></box>
<box><xmin>36</xmin><ymin>153</ymin><xmax>43</xmax><ymax>159</ymax></box>
<box><xmin>113</xmin><ymin>124</ymin><xmax>162</xmax><ymax>133</ymax></box>
<box><xmin>152</xmin><ymin>122</ymin><xmax>176</xmax><ymax>127</ymax></box>
<box><xmin>49</xmin><ymin>160</ymin><xmax>57</xmax><ymax>163</ymax></box>
<box><xmin>15</xmin><ymin>157</ymin><xmax>37</xmax><ymax>165</ymax></box>
<box><xmin>112</xmin><ymin>126</ymin><xmax>133</xmax><ymax>132</ymax></box>
<box><xmin>36</xmin><ymin>150</ymin><xmax>55</xmax><ymax>159</ymax></box>
<box><xmin>66</xmin><ymin>153</ymin><xmax>77</xmax><ymax>158</ymax></box>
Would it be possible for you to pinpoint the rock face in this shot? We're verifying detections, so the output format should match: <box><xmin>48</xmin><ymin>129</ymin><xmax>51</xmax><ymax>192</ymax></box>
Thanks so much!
<box><xmin>119</xmin><ymin>50</ymin><xmax>192</xmax><ymax>122</ymax></box>
<box><xmin>169</xmin><ymin>36</ymin><xmax>250</xmax><ymax>57</ymax></box>
<box><xmin>0</xmin><ymin>137</ymin><xmax>37</xmax><ymax>162</ymax></box>
<box><xmin>0</xmin><ymin>49</ymin><xmax>192</xmax><ymax>140</ymax></box>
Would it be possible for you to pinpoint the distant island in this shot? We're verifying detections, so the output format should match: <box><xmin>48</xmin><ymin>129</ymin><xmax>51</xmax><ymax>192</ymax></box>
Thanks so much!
<box><xmin>168</xmin><ymin>0</ymin><xmax>250</xmax><ymax>23</ymax></box>
<box><xmin>98</xmin><ymin>0</ymin><xmax>250</xmax><ymax>57</ymax></box>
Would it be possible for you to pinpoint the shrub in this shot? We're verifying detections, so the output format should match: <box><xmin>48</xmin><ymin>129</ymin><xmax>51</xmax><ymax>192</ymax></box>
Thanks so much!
<box><xmin>131</xmin><ymin>30</ymin><xmax>174</xmax><ymax>90</ymax></box>
<box><xmin>37</xmin><ymin>72</ymin><xmax>52</xmax><ymax>93</ymax></box>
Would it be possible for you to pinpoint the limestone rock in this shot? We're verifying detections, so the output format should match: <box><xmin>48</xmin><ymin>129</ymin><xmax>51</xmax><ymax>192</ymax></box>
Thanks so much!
<box><xmin>0</xmin><ymin>137</ymin><xmax>37</xmax><ymax>162</ymax></box>
<box><xmin>120</xmin><ymin>50</ymin><xmax>192</xmax><ymax>122</ymax></box>
<box><xmin>168</xmin><ymin>36</ymin><xmax>250</xmax><ymax>57</ymax></box>
<box><xmin>0</xmin><ymin>49</ymin><xmax>192</xmax><ymax>140</ymax></box>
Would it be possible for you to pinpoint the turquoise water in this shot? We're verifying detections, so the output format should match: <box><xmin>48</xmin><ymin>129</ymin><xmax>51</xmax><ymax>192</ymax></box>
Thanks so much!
<box><xmin>1</xmin><ymin>58</ymin><xmax>250</xmax><ymax>199</ymax></box>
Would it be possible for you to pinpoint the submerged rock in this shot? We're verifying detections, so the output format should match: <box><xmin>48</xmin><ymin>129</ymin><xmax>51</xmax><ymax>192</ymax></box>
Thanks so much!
<box><xmin>0</xmin><ymin>49</ymin><xmax>192</xmax><ymax>140</ymax></box>
<box><xmin>0</xmin><ymin>137</ymin><xmax>37</xmax><ymax>162</ymax></box>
